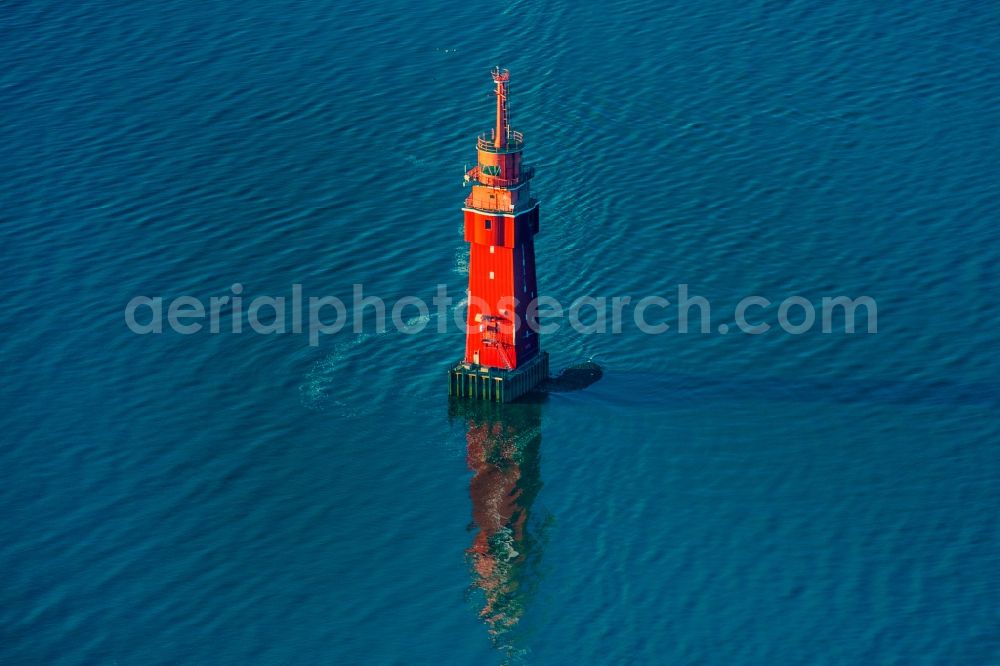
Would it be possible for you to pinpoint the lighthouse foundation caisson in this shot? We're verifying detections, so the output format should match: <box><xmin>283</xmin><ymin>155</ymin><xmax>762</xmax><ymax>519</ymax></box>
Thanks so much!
<box><xmin>449</xmin><ymin>68</ymin><xmax>548</xmax><ymax>403</ymax></box>
<box><xmin>448</xmin><ymin>351</ymin><xmax>549</xmax><ymax>403</ymax></box>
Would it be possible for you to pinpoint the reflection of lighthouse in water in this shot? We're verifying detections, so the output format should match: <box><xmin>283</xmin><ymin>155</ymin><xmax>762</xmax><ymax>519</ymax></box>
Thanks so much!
<box><xmin>453</xmin><ymin>400</ymin><xmax>545</xmax><ymax>638</ymax></box>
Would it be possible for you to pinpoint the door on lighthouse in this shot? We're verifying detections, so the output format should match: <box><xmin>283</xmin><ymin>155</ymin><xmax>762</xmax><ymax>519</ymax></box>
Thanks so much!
<box><xmin>473</xmin><ymin>351</ymin><xmax>480</xmax><ymax>365</ymax></box>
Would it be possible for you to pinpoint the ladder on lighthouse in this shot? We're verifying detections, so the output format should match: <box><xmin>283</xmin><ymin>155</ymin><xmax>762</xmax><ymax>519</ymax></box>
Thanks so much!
<box><xmin>481</xmin><ymin>335</ymin><xmax>513</xmax><ymax>370</ymax></box>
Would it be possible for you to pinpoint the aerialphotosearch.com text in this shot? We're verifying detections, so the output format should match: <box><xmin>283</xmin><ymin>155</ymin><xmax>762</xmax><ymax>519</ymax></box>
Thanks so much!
<box><xmin>124</xmin><ymin>283</ymin><xmax>878</xmax><ymax>346</ymax></box>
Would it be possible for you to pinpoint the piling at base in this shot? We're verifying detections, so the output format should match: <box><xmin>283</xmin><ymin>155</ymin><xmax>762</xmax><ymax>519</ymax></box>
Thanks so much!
<box><xmin>448</xmin><ymin>351</ymin><xmax>549</xmax><ymax>403</ymax></box>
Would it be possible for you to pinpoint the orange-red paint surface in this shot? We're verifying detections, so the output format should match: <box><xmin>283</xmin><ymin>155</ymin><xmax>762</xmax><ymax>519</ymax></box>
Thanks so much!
<box><xmin>462</xmin><ymin>68</ymin><xmax>541</xmax><ymax>369</ymax></box>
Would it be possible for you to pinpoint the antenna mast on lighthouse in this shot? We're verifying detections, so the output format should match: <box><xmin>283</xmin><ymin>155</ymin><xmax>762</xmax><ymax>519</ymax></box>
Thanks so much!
<box><xmin>492</xmin><ymin>66</ymin><xmax>510</xmax><ymax>149</ymax></box>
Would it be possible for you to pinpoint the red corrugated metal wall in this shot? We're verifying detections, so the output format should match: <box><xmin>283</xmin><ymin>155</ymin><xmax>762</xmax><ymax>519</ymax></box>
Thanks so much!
<box><xmin>463</xmin><ymin>207</ymin><xmax>540</xmax><ymax>369</ymax></box>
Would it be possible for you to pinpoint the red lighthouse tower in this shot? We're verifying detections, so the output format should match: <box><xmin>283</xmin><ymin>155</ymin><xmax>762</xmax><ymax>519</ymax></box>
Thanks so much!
<box><xmin>449</xmin><ymin>68</ymin><xmax>549</xmax><ymax>402</ymax></box>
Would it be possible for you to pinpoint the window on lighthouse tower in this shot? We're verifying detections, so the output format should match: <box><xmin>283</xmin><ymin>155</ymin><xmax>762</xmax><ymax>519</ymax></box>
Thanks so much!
<box><xmin>484</xmin><ymin>219</ymin><xmax>492</xmax><ymax>229</ymax></box>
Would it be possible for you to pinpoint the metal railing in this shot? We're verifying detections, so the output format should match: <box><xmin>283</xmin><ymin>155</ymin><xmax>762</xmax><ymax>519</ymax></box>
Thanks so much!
<box><xmin>477</xmin><ymin>129</ymin><xmax>524</xmax><ymax>152</ymax></box>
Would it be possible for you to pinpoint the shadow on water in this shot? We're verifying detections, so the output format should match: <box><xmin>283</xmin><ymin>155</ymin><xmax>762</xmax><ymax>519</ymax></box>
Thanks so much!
<box><xmin>449</xmin><ymin>398</ymin><xmax>547</xmax><ymax>658</ymax></box>
<box><xmin>538</xmin><ymin>359</ymin><xmax>604</xmax><ymax>394</ymax></box>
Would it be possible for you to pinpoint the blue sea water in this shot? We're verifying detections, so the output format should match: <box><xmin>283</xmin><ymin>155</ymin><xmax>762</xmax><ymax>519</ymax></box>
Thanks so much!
<box><xmin>2</xmin><ymin>0</ymin><xmax>999</xmax><ymax>663</ymax></box>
